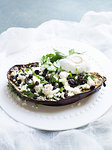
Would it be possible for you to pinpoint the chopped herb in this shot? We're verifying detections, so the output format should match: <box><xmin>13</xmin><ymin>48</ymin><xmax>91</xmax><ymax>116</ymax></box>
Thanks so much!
<box><xmin>69</xmin><ymin>71</ymin><xmax>73</xmax><ymax>78</ymax></box>
<box><xmin>76</xmin><ymin>68</ymin><xmax>79</xmax><ymax>75</ymax></box>
<box><xmin>19</xmin><ymin>69</ymin><xmax>23</xmax><ymax>72</ymax></box>
<box><xmin>41</xmin><ymin>49</ymin><xmax>66</xmax><ymax>65</ymax></box>
<box><xmin>40</xmin><ymin>80</ymin><xmax>48</xmax><ymax>84</ymax></box>
<box><xmin>49</xmin><ymin>74</ymin><xmax>56</xmax><ymax>83</ymax></box>
<box><xmin>27</xmin><ymin>62</ymin><xmax>32</xmax><ymax>65</ymax></box>
<box><xmin>38</xmin><ymin>89</ymin><xmax>43</xmax><ymax>96</ymax></box>
<box><xmin>25</xmin><ymin>68</ymin><xmax>29</xmax><ymax>72</ymax></box>
<box><xmin>59</xmin><ymin>87</ymin><xmax>64</xmax><ymax>93</ymax></box>
<box><xmin>89</xmin><ymin>74</ymin><xmax>94</xmax><ymax>79</ymax></box>
<box><xmin>22</xmin><ymin>90</ymin><xmax>34</xmax><ymax>98</ymax></box>
<box><xmin>50</xmin><ymin>49</ymin><xmax>66</xmax><ymax>63</ymax></box>
<box><xmin>69</xmin><ymin>49</ymin><xmax>81</xmax><ymax>55</ymax></box>
<box><xmin>56</xmin><ymin>66</ymin><xmax>64</xmax><ymax>73</ymax></box>
<box><xmin>82</xmin><ymin>72</ymin><xmax>94</xmax><ymax>79</ymax></box>
<box><xmin>41</xmin><ymin>54</ymin><xmax>54</xmax><ymax>64</ymax></box>
<box><xmin>33</xmin><ymin>72</ymin><xmax>44</xmax><ymax>81</ymax></box>
<box><xmin>27</xmin><ymin>84</ymin><xmax>35</xmax><ymax>89</ymax></box>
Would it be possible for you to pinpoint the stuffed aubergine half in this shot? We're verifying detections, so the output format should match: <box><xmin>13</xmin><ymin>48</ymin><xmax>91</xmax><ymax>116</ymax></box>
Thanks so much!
<box><xmin>7</xmin><ymin>61</ymin><xmax>106</xmax><ymax>106</ymax></box>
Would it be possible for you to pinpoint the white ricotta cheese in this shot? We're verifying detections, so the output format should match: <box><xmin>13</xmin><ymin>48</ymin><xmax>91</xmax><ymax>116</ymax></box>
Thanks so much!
<box><xmin>59</xmin><ymin>54</ymin><xmax>90</xmax><ymax>73</ymax></box>
<box><xmin>52</xmin><ymin>88</ymin><xmax>60</xmax><ymax>94</ymax></box>
<box><xmin>32</xmin><ymin>67</ymin><xmax>40</xmax><ymax>72</ymax></box>
<box><xmin>59</xmin><ymin>78</ymin><xmax>67</xmax><ymax>85</ymax></box>
<box><xmin>87</xmin><ymin>77</ymin><xmax>95</xmax><ymax>86</ymax></box>
<box><xmin>80</xmin><ymin>84</ymin><xmax>90</xmax><ymax>89</ymax></box>
<box><xmin>73</xmin><ymin>87</ymin><xmax>81</xmax><ymax>94</ymax></box>
<box><xmin>34</xmin><ymin>84</ymin><xmax>43</xmax><ymax>91</ymax></box>
<box><xmin>68</xmin><ymin>92</ymin><xmax>74</xmax><ymax>97</ymax></box>
<box><xmin>59</xmin><ymin>72</ymin><xmax>69</xmax><ymax>79</ymax></box>
<box><xmin>32</xmin><ymin>76</ymin><xmax>40</xmax><ymax>84</ymax></box>
<box><xmin>17</xmin><ymin>74</ymin><xmax>25</xmax><ymax>82</ymax></box>
<box><xmin>19</xmin><ymin>84</ymin><xmax>27</xmax><ymax>91</ymax></box>
<box><xmin>42</xmin><ymin>84</ymin><xmax>53</xmax><ymax>98</ymax></box>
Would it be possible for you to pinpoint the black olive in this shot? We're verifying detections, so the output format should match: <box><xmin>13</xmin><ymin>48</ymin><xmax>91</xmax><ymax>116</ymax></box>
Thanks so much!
<box><xmin>90</xmin><ymin>85</ymin><xmax>95</xmax><ymax>90</ymax></box>
<box><xmin>31</xmin><ymin>64</ymin><xmax>34</xmax><ymax>67</ymax></box>
<box><xmin>30</xmin><ymin>89</ymin><xmax>36</xmax><ymax>93</ymax></box>
<box><xmin>35</xmin><ymin>70</ymin><xmax>40</xmax><ymax>75</ymax></box>
<box><xmin>68</xmin><ymin>79</ymin><xmax>76</xmax><ymax>87</ymax></box>
<box><xmin>78</xmin><ymin>74</ymin><xmax>83</xmax><ymax>80</ymax></box>
<box><xmin>53</xmin><ymin>86</ymin><xmax>57</xmax><ymax>90</ymax></box>
<box><xmin>51</xmin><ymin>82</ymin><xmax>55</xmax><ymax>86</ymax></box>
<box><xmin>17</xmin><ymin>79</ymin><xmax>21</xmax><ymax>84</ymax></box>
<box><xmin>20</xmin><ymin>73</ymin><xmax>25</xmax><ymax>76</ymax></box>
<box><xmin>33</xmin><ymin>95</ymin><xmax>38</xmax><ymax>99</ymax></box>
<box><xmin>63</xmin><ymin>89</ymin><xmax>66</xmax><ymax>92</ymax></box>
<box><xmin>25</xmin><ymin>77</ymin><xmax>29</xmax><ymax>84</ymax></box>
<box><xmin>42</xmin><ymin>69</ymin><xmax>48</xmax><ymax>77</ymax></box>
<box><xmin>35</xmin><ymin>81</ymin><xmax>39</xmax><ymax>86</ymax></box>
<box><xmin>45</xmin><ymin>76</ymin><xmax>50</xmax><ymax>81</ymax></box>
<box><xmin>59</xmin><ymin>82</ymin><xmax>63</xmax><ymax>88</ymax></box>
<box><xmin>28</xmin><ymin>74</ymin><xmax>33</xmax><ymax>79</ymax></box>
<box><xmin>10</xmin><ymin>76</ymin><xmax>15</xmax><ymax>81</ymax></box>
<box><xmin>67</xmin><ymin>76</ymin><xmax>70</xmax><ymax>80</ymax></box>
<box><xmin>64</xmin><ymin>93</ymin><xmax>68</xmax><ymax>98</ymax></box>
<box><xmin>72</xmin><ymin>73</ymin><xmax>77</xmax><ymax>76</ymax></box>
<box><xmin>80</xmin><ymin>79</ymin><xmax>87</xmax><ymax>85</ymax></box>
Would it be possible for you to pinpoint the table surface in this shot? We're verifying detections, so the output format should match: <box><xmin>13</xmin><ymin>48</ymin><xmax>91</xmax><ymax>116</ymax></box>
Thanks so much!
<box><xmin>0</xmin><ymin>0</ymin><xmax>112</xmax><ymax>34</ymax></box>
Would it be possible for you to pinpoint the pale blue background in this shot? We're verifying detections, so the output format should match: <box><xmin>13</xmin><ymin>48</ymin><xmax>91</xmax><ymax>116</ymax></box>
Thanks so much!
<box><xmin>0</xmin><ymin>0</ymin><xmax>112</xmax><ymax>33</ymax></box>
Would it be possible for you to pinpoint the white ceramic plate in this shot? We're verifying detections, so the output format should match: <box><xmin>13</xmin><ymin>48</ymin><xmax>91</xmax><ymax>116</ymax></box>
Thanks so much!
<box><xmin>0</xmin><ymin>39</ymin><xmax>112</xmax><ymax>131</ymax></box>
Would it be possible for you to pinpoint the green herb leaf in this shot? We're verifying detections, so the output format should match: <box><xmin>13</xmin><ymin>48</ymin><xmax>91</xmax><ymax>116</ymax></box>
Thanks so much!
<box><xmin>50</xmin><ymin>49</ymin><xmax>66</xmax><ymax>63</ymax></box>
<box><xmin>38</xmin><ymin>89</ymin><xmax>43</xmax><ymax>96</ymax></box>
<box><xmin>22</xmin><ymin>90</ymin><xmax>34</xmax><ymax>98</ymax></box>
<box><xmin>25</xmin><ymin>68</ymin><xmax>29</xmax><ymax>72</ymax></box>
<box><xmin>76</xmin><ymin>68</ymin><xmax>79</xmax><ymax>75</ymax></box>
<box><xmin>27</xmin><ymin>84</ymin><xmax>35</xmax><ymax>89</ymax></box>
<box><xmin>41</xmin><ymin>54</ymin><xmax>54</xmax><ymax>64</ymax></box>
<box><xmin>69</xmin><ymin>49</ymin><xmax>82</xmax><ymax>55</ymax></box>
<box><xmin>89</xmin><ymin>74</ymin><xmax>94</xmax><ymax>79</ymax></box>
<box><xmin>49</xmin><ymin>74</ymin><xmax>56</xmax><ymax>83</ymax></box>
<box><xmin>32</xmin><ymin>72</ymin><xmax>45</xmax><ymax>81</ymax></box>
<box><xmin>40</xmin><ymin>80</ymin><xmax>48</xmax><ymax>84</ymax></box>
<box><xmin>27</xmin><ymin>62</ymin><xmax>32</xmax><ymax>65</ymax></box>
<box><xmin>82</xmin><ymin>72</ymin><xmax>94</xmax><ymax>79</ymax></box>
<box><xmin>59</xmin><ymin>87</ymin><xmax>64</xmax><ymax>93</ymax></box>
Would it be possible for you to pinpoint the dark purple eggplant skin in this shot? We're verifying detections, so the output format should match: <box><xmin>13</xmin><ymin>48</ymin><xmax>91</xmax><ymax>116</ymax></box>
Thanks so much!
<box><xmin>7</xmin><ymin>63</ymin><xmax>106</xmax><ymax>106</ymax></box>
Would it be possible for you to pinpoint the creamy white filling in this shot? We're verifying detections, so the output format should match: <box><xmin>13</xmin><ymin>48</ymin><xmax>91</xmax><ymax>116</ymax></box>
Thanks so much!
<box><xmin>79</xmin><ymin>83</ymin><xmax>90</xmax><ymax>89</ymax></box>
<box><xmin>17</xmin><ymin>74</ymin><xmax>25</xmax><ymax>82</ymax></box>
<box><xmin>34</xmin><ymin>84</ymin><xmax>43</xmax><ymax>92</ymax></box>
<box><xmin>32</xmin><ymin>76</ymin><xmax>40</xmax><ymax>84</ymax></box>
<box><xmin>87</xmin><ymin>77</ymin><xmax>95</xmax><ymax>86</ymax></box>
<box><xmin>59</xmin><ymin>71</ymin><xmax>69</xmax><ymax>79</ymax></box>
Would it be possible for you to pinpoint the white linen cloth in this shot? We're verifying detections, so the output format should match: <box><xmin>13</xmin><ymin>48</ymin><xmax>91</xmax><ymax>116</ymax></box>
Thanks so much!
<box><xmin>0</xmin><ymin>11</ymin><xmax>112</xmax><ymax>150</ymax></box>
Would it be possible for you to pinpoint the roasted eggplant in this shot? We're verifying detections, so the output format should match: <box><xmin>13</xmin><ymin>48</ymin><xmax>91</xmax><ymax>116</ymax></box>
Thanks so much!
<box><xmin>7</xmin><ymin>62</ymin><xmax>106</xmax><ymax>106</ymax></box>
